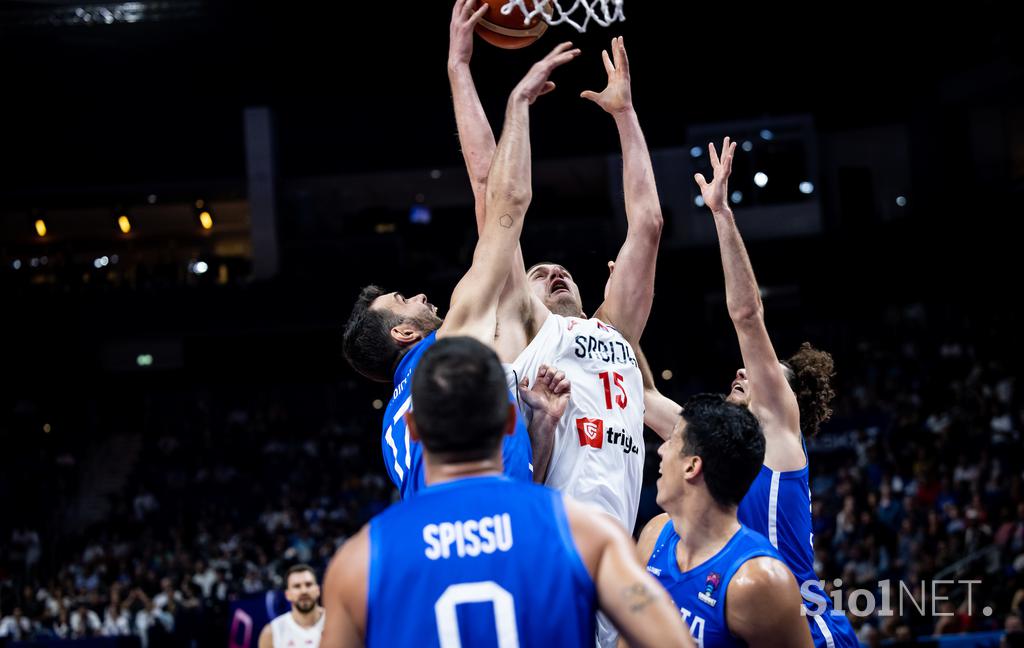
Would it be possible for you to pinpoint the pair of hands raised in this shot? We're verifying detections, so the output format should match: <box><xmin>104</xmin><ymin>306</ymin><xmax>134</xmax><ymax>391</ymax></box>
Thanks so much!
<box><xmin>449</xmin><ymin>0</ymin><xmax>633</xmax><ymax>113</ymax></box>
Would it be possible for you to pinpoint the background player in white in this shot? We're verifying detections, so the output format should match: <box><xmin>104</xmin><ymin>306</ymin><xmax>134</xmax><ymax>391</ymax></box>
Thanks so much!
<box><xmin>449</xmin><ymin>0</ymin><xmax>662</xmax><ymax>522</ymax></box>
<box><xmin>319</xmin><ymin>336</ymin><xmax>693</xmax><ymax>648</ymax></box>
<box><xmin>258</xmin><ymin>564</ymin><xmax>324</xmax><ymax>648</ymax></box>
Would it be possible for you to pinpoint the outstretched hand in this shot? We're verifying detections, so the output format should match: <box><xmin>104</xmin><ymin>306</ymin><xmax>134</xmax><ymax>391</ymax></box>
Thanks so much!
<box><xmin>694</xmin><ymin>136</ymin><xmax>738</xmax><ymax>215</ymax></box>
<box><xmin>580</xmin><ymin>36</ymin><xmax>632</xmax><ymax>115</ymax></box>
<box><xmin>449</xmin><ymin>0</ymin><xmax>488</xmax><ymax>69</ymax></box>
<box><xmin>513</xmin><ymin>41</ymin><xmax>582</xmax><ymax>105</ymax></box>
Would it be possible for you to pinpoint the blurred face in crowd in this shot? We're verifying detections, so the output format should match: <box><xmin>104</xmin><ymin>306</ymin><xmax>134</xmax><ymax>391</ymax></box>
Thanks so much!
<box><xmin>285</xmin><ymin>569</ymin><xmax>319</xmax><ymax>614</ymax></box>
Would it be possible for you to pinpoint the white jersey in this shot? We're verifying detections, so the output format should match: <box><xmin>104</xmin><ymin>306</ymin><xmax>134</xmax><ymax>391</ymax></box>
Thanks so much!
<box><xmin>508</xmin><ymin>313</ymin><xmax>645</xmax><ymax>532</ymax></box>
<box><xmin>269</xmin><ymin>610</ymin><xmax>324</xmax><ymax>648</ymax></box>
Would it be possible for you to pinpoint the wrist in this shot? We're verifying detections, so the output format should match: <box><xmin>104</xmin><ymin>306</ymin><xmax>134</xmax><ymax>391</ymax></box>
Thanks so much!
<box><xmin>711</xmin><ymin>205</ymin><xmax>734</xmax><ymax>219</ymax></box>
<box><xmin>611</xmin><ymin>105</ymin><xmax>637</xmax><ymax>121</ymax></box>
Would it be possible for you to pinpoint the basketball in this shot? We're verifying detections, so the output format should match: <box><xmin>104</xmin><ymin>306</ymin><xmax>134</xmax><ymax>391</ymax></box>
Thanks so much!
<box><xmin>474</xmin><ymin>0</ymin><xmax>551</xmax><ymax>49</ymax></box>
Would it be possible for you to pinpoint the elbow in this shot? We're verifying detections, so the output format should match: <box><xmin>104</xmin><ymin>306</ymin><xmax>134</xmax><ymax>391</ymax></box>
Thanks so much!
<box><xmin>487</xmin><ymin>186</ymin><xmax>532</xmax><ymax>210</ymax></box>
<box><xmin>645</xmin><ymin>210</ymin><xmax>664</xmax><ymax>239</ymax></box>
<box><xmin>730</xmin><ymin>304</ymin><xmax>764</xmax><ymax>327</ymax></box>
<box><xmin>630</xmin><ymin>206</ymin><xmax>663</xmax><ymax>242</ymax></box>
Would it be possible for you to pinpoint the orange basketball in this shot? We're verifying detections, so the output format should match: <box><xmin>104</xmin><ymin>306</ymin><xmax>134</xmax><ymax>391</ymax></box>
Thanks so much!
<box><xmin>474</xmin><ymin>0</ymin><xmax>551</xmax><ymax>50</ymax></box>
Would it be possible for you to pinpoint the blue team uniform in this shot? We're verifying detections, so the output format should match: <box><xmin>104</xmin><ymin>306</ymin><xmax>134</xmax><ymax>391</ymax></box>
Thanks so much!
<box><xmin>738</xmin><ymin>457</ymin><xmax>860</xmax><ymax>648</ymax></box>
<box><xmin>381</xmin><ymin>332</ymin><xmax>534</xmax><ymax>498</ymax></box>
<box><xmin>367</xmin><ymin>476</ymin><xmax>596</xmax><ymax>647</ymax></box>
<box><xmin>646</xmin><ymin>522</ymin><xmax>782</xmax><ymax>648</ymax></box>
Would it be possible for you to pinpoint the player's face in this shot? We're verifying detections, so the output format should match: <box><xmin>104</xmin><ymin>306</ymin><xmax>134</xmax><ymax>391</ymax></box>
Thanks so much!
<box><xmin>373</xmin><ymin>292</ymin><xmax>442</xmax><ymax>332</ymax></box>
<box><xmin>725</xmin><ymin>363</ymin><xmax>792</xmax><ymax>407</ymax></box>
<box><xmin>726</xmin><ymin>368</ymin><xmax>751</xmax><ymax>406</ymax></box>
<box><xmin>527</xmin><ymin>263</ymin><xmax>583</xmax><ymax>317</ymax></box>
<box><xmin>284</xmin><ymin>571</ymin><xmax>320</xmax><ymax>614</ymax></box>
<box><xmin>655</xmin><ymin>418</ymin><xmax>688</xmax><ymax>508</ymax></box>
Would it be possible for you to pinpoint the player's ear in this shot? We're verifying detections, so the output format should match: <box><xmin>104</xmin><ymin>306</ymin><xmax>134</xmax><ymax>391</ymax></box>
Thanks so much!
<box><xmin>391</xmin><ymin>324</ymin><xmax>421</xmax><ymax>346</ymax></box>
<box><xmin>684</xmin><ymin>455</ymin><xmax>702</xmax><ymax>480</ymax></box>
<box><xmin>405</xmin><ymin>412</ymin><xmax>421</xmax><ymax>442</ymax></box>
<box><xmin>503</xmin><ymin>403</ymin><xmax>517</xmax><ymax>437</ymax></box>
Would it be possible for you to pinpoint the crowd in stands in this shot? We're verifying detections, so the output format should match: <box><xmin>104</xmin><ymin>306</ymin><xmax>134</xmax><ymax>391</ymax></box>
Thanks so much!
<box><xmin>1</xmin><ymin>302</ymin><xmax>1022</xmax><ymax>647</ymax></box>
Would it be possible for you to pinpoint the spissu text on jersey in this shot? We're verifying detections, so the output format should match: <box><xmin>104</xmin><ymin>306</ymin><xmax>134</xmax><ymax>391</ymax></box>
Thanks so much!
<box><xmin>423</xmin><ymin>514</ymin><xmax>514</xmax><ymax>560</ymax></box>
<box><xmin>573</xmin><ymin>335</ymin><xmax>638</xmax><ymax>367</ymax></box>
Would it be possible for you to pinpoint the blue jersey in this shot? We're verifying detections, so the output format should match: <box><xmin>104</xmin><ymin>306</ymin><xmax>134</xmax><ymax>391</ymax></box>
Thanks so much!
<box><xmin>367</xmin><ymin>476</ymin><xmax>596</xmax><ymax>648</ymax></box>
<box><xmin>381</xmin><ymin>332</ymin><xmax>534</xmax><ymax>498</ymax></box>
<box><xmin>646</xmin><ymin>522</ymin><xmax>780</xmax><ymax>648</ymax></box>
<box><xmin>738</xmin><ymin>463</ymin><xmax>860</xmax><ymax>648</ymax></box>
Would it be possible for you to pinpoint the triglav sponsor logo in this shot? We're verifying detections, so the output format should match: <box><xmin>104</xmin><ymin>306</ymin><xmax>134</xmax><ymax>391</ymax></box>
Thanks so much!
<box><xmin>576</xmin><ymin>418</ymin><xmax>604</xmax><ymax>448</ymax></box>
<box><xmin>575</xmin><ymin>418</ymin><xmax>639</xmax><ymax>454</ymax></box>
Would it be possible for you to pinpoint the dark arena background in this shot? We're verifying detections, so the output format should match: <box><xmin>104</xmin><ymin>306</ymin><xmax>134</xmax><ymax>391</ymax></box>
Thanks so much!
<box><xmin>1</xmin><ymin>1</ymin><xmax>1023</xmax><ymax>647</ymax></box>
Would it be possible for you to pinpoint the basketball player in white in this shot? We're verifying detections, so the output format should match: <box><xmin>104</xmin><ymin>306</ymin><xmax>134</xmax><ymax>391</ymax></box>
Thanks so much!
<box><xmin>258</xmin><ymin>565</ymin><xmax>324</xmax><ymax>648</ymax></box>
<box><xmin>450</xmin><ymin>0</ymin><xmax>661</xmax><ymax>531</ymax></box>
<box><xmin>450</xmin><ymin>5</ymin><xmax>663</xmax><ymax>645</ymax></box>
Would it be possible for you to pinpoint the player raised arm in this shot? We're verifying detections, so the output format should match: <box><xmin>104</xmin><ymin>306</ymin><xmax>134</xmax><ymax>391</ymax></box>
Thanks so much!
<box><xmin>448</xmin><ymin>0</ymin><xmax>548</xmax><ymax>357</ymax></box>
<box><xmin>442</xmin><ymin>42</ymin><xmax>581</xmax><ymax>342</ymax></box>
<box><xmin>695</xmin><ymin>138</ymin><xmax>801</xmax><ymax>443</ymax></box>
<box><xmin>587</xmin><ymin>37</ymin><xmax>664</xmax><ymax>345</ymax></box>
<box><xmin>448</xmin><ymin>0</ymin><xmax>495</xmax><ymax>230</ymax></box>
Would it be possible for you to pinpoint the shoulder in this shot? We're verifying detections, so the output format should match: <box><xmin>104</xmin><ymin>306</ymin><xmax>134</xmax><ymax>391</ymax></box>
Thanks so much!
<box><xmin>728</xmin><ymin>555</ymin><xmax>796</xmax><ymax>606</ymax></box>
<box><xmin>257</xmin><ymin>621</ymin><xmax>274</xmax><ymax>648</ymax></box>
<box><xmin>326</xmin><ymin>524</ymin><xmax>371</xmax><ymax>589</ymax></box>
<box><xmin>636</xmin><ymin>513</ymin><xmax>672</xmax><ymax>562</ymax></box>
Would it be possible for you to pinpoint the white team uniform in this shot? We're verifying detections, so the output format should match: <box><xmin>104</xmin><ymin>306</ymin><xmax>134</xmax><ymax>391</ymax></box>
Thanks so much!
<box><xmin>509</xmin><ymin>313</ymin><xmax>646</xmax><ymax>648</ymax></box>
<box><xmin>508</xmin><ymin>313</ymin><xmax>646</xmax><ymax>532</ymax></box>
<box><xmin>268</xmin><ymin>610</ymin><xmax>324</xmax><ymax>648</ymax></box>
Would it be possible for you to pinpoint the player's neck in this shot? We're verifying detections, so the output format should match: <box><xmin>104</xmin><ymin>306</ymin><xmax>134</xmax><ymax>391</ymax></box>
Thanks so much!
<box><xmin>291</xmin><ymin>606</ymin><xmax>323</xmax><ymax>628</ymax></box>
<box><xmin>669</xmin><ymin>495</ymin><xmax>741</xmax><ymax>573</ymax></box>
<box><xmin>424</xmin><ymin>459</ymin><xmax>504</xmax><ymax>486</ymax></box>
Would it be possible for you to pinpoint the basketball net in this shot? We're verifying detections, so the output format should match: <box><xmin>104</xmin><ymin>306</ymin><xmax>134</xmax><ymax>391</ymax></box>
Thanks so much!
<box><xmin>500</xmin><ymin>0</ymin><xmax>625</xmax><ymax>33</ymax></box>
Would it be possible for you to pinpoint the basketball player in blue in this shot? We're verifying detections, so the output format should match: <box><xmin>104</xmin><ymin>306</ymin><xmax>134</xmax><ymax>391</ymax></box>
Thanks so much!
<box><xmin>635</xmin><ymin>394</ymin><xmax>813</xmax><ymax>648</ymax></box>
<box><xmin>690</xmin><ymin>138</ymin><xmax>859</xmax><ymax>647</ymax></box>
<box><xmin>319</xmin><ymin>337</ymin><xmax>692</xmax><ymax>648</ymax></box>
<box><xmin>341</xmin><ymin>42</ymin><xmax>581</xmax><ymax>498</ymax></box>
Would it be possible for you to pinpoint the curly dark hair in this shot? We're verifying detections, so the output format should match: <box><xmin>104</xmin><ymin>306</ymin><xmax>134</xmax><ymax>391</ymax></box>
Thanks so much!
<box><xmin>783</xmin><ymin>342</ymin><xmax>836</xmax><ymax>437</ymax></box>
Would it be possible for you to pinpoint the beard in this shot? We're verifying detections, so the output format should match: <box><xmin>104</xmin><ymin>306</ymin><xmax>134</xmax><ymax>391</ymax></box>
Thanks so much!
<box><xmin>545</xmin><ymin>292</ymin><xmax>583</xmax><ymax>318</ymax></box>
<box><xmin>409</xmin><ymin>311</ymin><xmax>443</xmax><ymax>334</ymax></box>
<box><xmin>294</xmin><ymin>597</ymin><xmax>316</xmax><ymax>614</ymax></box>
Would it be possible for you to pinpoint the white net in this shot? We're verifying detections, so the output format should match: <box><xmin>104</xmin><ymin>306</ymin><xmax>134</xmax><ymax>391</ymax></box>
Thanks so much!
<box><xmin>500</xmin><ymin>0</ymin><xmax>625</xmax><ymax>33</ymax></box>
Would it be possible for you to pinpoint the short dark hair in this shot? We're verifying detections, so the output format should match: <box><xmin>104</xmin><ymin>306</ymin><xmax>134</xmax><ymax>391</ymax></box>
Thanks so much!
<box><xmin>679</xmin><ymin>393</ymin><xmax>765</xmax><ymax>508</ymax></box>
<box><xmin>783</xmin><ymin>342</ymin><xmax>836</xmax><ymax>437</ymax></box>
<box><xmin>411</xmin><ymin>337</ymin><xmax>510</xmax><ymax>462</ymax></box>
<box><xmin>342</xmin><ymin>285</ymin><xmax>404</xmax><ymax>382</ymax></box>
<box><xmin>285</xmin><ymin>564</ymin><xmax>315</xmax><ymax>585</ymax></box>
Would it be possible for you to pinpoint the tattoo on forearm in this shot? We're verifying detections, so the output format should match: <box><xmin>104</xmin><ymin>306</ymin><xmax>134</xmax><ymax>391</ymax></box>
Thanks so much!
<box><xmin>500</xmin><ymin>213</ymin><xmax>514</xmax><ymax>228</ymax></box>
<box><xmin>624</xmin><ymin>582</ymin><xmax>656</xmax><ymax>613</ymax></box>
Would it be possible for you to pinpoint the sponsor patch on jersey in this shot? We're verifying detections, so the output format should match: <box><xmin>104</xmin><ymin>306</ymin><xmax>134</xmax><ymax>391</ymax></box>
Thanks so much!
<box><xmin>576</xmin><ymin>417</ymin><xmax>604</xmax><ymax>448</ymax></box>
<box><xmin>646</xmin><ymin>566</ymin><xmax>662</xmax><ymax>576</ymax></box>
